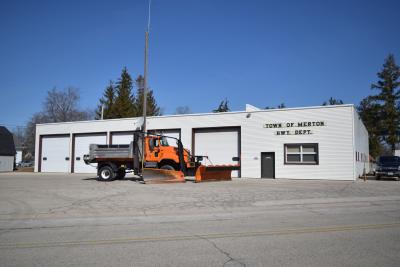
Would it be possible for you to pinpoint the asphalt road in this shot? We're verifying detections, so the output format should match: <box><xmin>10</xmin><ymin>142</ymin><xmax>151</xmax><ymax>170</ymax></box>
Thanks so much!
<box><xmin>0</xmin><ymin>173</ymin><xmax>399</xmax><ymax>266</ymax></box>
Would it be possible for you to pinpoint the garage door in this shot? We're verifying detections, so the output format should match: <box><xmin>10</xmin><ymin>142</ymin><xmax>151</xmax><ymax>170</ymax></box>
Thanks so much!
<box><xmin>111</xmin><ymin>129</ymin><xmax>181</xmax><ymax>146</ymax></box>
<box><xmin>111</xmin><ymin>132</ymin><xmax>134</xmax><ymax>145</ymax></box>
<box><xmin>41</xmin><ymin>135</ymin><xmax>70</xmax><ymax>172</ymax></box>
<box><xmin>194</xmin><ymin>127</ymin><xmax>240</xmax><ymax>177</ymax></box>
<box><xmin>73</xmin><ymin>133</ymin><xmax>107</xmax><ymax>173</ymax></box>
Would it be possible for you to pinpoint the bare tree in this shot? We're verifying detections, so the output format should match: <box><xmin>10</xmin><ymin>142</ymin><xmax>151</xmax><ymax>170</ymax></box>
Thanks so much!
<box><xmin>44</xmin><ymin>87</ymin><xmax>92</xmax><ymax>122</ymax></box>
<box><xmin>24</xmin><ymin>87</ymin><xmax>93</xmax><ymax>155</ymax></box>
<box><xmin>24</xmin><ymin>113</ymin><xmax>48</xmax><ymax>155</ymax></box>
<box><xmin>175</xmin><ymin>106</ymin><xmax>192</xmax><ymax>115</ymax></box>
<box><xmin>12</xmin><ymin>126</ymin><xmax>25</xmax><ymax>149</ymax></box>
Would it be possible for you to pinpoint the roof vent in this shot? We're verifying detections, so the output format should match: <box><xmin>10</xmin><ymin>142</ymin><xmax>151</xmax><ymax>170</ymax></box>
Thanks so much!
<box><xmin>245</xmin><ymin>104</ymin><xmax>261</xmax><ymax>112</ymax></box>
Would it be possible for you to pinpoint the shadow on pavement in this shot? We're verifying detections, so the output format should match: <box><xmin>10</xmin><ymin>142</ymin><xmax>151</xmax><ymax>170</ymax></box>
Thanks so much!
<box><xmin>82</xmin><ymin>177</ymin><xmax>144</xmax><ymax>182</ymax></box>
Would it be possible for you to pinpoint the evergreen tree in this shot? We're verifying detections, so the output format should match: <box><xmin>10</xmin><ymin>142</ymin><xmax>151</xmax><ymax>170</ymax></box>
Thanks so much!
<box><xmin>322</xmin><ymin>97</ymin><xmax>344</xmax><ymax>106</ymax></box>
<box><xmin>265</xmin><ymin>103</ymin><xmax>286</xmax><ymax>109</ymax></box>
<box><xmin>213</xmin><ymin>99</ymin><xmax>230</xmax><ymax>112</ymax></box>
<box><xmin>113</xmin><ymin>67</ymin><xmax>136</xmax><ymax>118</ymax></box>
<box><xmin>357</xmin><ymin>97</ymin><xmax>383</xmax><ymax>157</ymax></box>
<box><xmin>96</xmin><ymin>81</ymin><xmax>116</xmax><ymax>119</ymax></box>
<box><xmin>370</xmin><ymin>54</ymin><xmax>400</xmax><ymax>152</ymax></box>
<box><xmin>277</xmin><ymin>103</ymin><xmax>286</xmax><ymax>109</ymax></box>
<box><xmin>134</xmin><ymin>75</ymin><xmax>161</xmax><ymax>116</ymax></box>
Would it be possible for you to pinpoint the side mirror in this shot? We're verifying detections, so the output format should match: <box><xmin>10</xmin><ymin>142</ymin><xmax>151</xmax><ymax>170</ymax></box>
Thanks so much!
<box><xmin>232</xmin><ymin>157</ymin><xmax>240</xmax><ymax>162</ymax></box>
<box><xmin>149</xmin><ymin>140</ymin><xmax>155</xmax><ymax>151</ymax></box>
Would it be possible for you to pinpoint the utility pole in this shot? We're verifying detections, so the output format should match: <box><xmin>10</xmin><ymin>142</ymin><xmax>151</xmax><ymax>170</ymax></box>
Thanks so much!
<box><xmin>141</xmin><ymin>0</ymin><xmax>151</xmax><ymax>175</ymax></box>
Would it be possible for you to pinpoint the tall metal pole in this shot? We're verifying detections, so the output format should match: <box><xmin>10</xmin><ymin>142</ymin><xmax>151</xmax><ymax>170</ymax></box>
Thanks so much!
<box><xmin>142</xmin><ymin>31</ymin><xmax>148</xmax><ymax>133</ymax></box>
<box><xmin>142</xmin><ymin>0</ymin><xmax>151</xmax><ymax>133</ymax></box>
<box><xmin>141</xmin><ymin>0</ymin><xmax>151</xmax><ymax>175</ymax></box>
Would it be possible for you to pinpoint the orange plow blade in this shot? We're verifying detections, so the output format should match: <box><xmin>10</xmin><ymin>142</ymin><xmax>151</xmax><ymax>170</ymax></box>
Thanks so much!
<box><xmin>195</xmin><ymin>165</ymin><xmax>239</xmax><ymax>183</ymax></box>
<box><xmin>142</xmin><ymin>168</ymin><xmax>186</xmax><ymax>184</ymax></box>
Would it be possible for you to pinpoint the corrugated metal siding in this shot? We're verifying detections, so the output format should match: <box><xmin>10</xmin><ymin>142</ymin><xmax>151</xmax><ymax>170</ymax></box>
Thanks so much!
<box><xmin>35</xmin><ymin>105</ymin><xmax>361</xmax><ymax>180</ymax></box>
<box><xmin>241</xmin><ymin>106</ymin><xmax>354</xmax><ymax>180</ymax></box>
<box><xmin>353</xmin><ymin>107</ymin><xmax>370</xmax><ymax>178</ymax></box>
<box><xmin>0</xmin><ymin>156</ymin><xmax>14</xmax><ymax>172</ymax></box>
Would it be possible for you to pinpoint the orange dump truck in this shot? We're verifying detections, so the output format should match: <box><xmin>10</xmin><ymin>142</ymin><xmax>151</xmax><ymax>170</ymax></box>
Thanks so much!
<box><xmin>84</xmin><ymin>131</ymin><xmax>239</xmax><ymax>183</ymax></box>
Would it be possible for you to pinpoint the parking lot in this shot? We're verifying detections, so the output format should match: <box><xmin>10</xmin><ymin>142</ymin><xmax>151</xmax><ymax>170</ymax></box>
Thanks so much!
<box><xmin>0</xmin><ymin>172</ymin><xmax>400</xmax><ymax>266</ymax></box>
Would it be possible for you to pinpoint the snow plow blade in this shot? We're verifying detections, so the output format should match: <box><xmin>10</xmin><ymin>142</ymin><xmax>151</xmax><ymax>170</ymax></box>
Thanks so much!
<box><xmin>195</xmin><ymin>165</ymin><xmax>239</xmax><ymax>183</ymax></box>
<box><xmin>142</xmin><ymin>168</ymin><xmax>186</xmax><ymax>184</ymax></box>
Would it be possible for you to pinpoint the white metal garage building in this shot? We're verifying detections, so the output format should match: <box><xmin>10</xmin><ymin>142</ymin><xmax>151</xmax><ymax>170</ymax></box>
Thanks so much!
<box><xmin>34</xmin><ymin>104</ymin><xmax>369</xmax><ymax>180</ymax></box>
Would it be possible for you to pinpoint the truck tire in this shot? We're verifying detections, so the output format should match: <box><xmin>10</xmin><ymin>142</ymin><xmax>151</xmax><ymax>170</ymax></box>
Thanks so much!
<box><xmin>116</xmin><ymin>168</ymin><xmax>126</xmax><ymax>179</ymax></box>
<box><xmin>160</xmin><ymin>165</ymin><xmax>175</xmax><ymax>171</ymax></box>
<box><xmin>98</xmin><ymin>166</ymin><xmax>115</xmax><ymax>182</ymax></box>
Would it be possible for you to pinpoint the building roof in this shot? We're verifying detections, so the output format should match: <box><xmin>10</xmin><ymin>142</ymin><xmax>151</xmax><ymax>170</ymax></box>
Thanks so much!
<box><xmin>0</xmin><ymin>126</ymin><xmax>16</xmax><ymax>156</ymax></box>
<box><xmin>37</xmin><ymin>104</ymin><xmax>355</xmax><ymax>127</ymax></box>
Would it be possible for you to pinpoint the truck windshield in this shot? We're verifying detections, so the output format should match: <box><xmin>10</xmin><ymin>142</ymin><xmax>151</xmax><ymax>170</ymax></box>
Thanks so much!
<box><xmin>160</xmin><ymin>137</ymin><xmax>169</xmax><ymax>146</ymax></box>
<box><xmin>379</xmin><ymin>156</ymin><xmax>400</xmax><ymax>164</ymax></box>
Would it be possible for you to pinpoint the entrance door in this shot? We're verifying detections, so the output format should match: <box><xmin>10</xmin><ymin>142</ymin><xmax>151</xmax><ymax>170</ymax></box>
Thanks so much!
<box><xmin>261</xmin><ymin>152</ymin><xmax>275</xmax><ymax>178</ymax></box>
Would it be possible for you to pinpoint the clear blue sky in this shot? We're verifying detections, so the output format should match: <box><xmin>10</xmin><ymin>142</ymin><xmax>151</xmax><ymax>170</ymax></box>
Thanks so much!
<box><xmin>0</xmin><ymin>0</ymin><xmax>399</xmax><ymax>129</ymax></box>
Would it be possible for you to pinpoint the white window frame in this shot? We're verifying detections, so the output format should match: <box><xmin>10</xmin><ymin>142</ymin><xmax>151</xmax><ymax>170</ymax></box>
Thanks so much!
<box><xmin>285</xmin><ymin>143</ymin><xmax>319</xmax><ymax>165</ymax></box>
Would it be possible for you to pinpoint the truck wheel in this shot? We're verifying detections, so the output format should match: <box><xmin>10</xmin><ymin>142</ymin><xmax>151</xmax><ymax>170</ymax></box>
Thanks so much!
<box><xmin>98</xmin><ymin>166</ymin><xmax>115</xmax><ymax>181</ymax></box>
<box><xmin>116</xmin><ymin>168</ymin><xmax>126</xmax><ymax>179</ymax></box>
<box><xmin>160</xmin><ymin>165</ymin><xmax>175</xmax><ymax>171</ymax></box>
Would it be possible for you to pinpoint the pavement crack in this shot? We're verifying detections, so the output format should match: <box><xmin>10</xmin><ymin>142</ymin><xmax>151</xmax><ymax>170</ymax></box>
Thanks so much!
<box><xmin>35</xmin><ymin>190</ymin><xmax>131</xmax><ymax>218</ymax></box>
<box><xmin>195</xmin><ymin>234</ymin><xmax>246</xmax><ymax>267</ymax></box>
<box><xmin>142</xmin><ymin>208</ymin><xmax>148</xmax><ymax>217</ymax></box>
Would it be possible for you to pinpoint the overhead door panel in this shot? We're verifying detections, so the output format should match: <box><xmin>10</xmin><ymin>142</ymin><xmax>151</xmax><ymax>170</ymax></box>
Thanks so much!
<box><xmin>111</xmin><ymin>132</ymin><xmax>134</xmax><ymax>145</ymax></box>
<box><xmin>194</xmin><ymin>128</ymin><xmax>240</xmax><ymax>177</ymax></box>
<box><xmin>111</xmin><ymin>129</ymin><xmax>181</xmax><ymax>146</ymax></box>
<box><xmin>74</xmin><ymin>133</ymin><xmax>107</xmax><ymax>173</ymax></box>
<box><xmin>41</xmin><ymin>135</ymin><xmax>70</xmax><ymax>172</ymax></box>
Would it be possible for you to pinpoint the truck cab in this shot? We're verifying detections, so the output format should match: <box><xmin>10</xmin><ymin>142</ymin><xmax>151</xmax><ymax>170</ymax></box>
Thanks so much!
<box><xmin>145</xmin><ymin>136</ymin><xmax>196</xmax><ymax>171</ymax></box>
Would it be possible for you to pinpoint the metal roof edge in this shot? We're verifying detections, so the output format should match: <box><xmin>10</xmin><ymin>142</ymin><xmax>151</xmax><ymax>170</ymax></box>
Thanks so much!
<box><xmin>36</xmin><ymin>104</ymin><xmax>355</xmax><ymax>127</ymax></box>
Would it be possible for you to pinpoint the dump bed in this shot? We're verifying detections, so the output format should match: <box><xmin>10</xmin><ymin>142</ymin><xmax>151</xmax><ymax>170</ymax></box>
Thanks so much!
<box><xmin>84</xmin><ymin>142</ymin><xmax>135</xmax><ymax>164</ymax></box>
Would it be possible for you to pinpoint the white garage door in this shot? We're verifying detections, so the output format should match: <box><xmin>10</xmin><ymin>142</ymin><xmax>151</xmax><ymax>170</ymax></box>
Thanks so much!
<box><xmin>41</xmin><ymin>135</ymin><xmax>70</xmax><ymax>173</ymax></box>
<box><xmin>111</xmin><ymin>129</ymin><xmax>181</xmax><ymax>147</ymax></box>
<box><xmin>74</xmin><ymin>133</ymin><xmax>107</xmax><ymax>173</ymax></box>
<box><xmin>111</xmin><ymin>132</ymin><xmax>134</xmax><ymax>145</ymax></box>
<box><xmin>194</xmin><ymin>128</ymin><xmax>240</xmax><ymax>177</ymax></box>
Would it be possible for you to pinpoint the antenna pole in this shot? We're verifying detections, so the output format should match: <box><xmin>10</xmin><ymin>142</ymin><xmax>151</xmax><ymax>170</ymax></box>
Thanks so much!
<box><xmin>141</xmin><ymin>0</ymin><xmax>151</xmax><ymax>176</ymax></box>
<box><xmin>143</xmin><ymin>33</ymin><xmax>149</xmax><ymax>132</ymax></box>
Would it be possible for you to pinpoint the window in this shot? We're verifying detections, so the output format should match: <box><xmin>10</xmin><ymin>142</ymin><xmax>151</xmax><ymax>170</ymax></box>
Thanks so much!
<box><xmin>285</xmin><ymin>143</ymin><xmax>318</xmax><ymax>164</ymax></box>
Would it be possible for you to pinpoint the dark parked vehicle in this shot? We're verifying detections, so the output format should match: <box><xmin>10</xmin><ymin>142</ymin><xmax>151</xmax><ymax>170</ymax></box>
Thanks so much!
<box><xmin>17</xmin><ymin>161</ymin><xmax>34</xmax><ymax>168</ymax></box>
<box><xmin>375</xmin><ymin>156</ymin><xmax>400</xmax><ymax>180</ymax></box>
